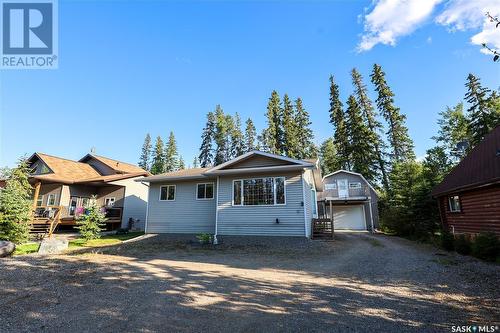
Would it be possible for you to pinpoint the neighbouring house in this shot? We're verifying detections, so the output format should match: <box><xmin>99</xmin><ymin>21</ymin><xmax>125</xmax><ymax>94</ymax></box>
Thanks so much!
<box><xmin>317</xmin><ymin>170</ymin><xmax>379</xmax><ymax>232</ymax></box>
<box><xmin>432</xmin><ymin>125</ymin><xmax>500</xmax><ymax>236</ymax></box>
<box><xmin>26</xmin><ymin>152</ymin><xmax>150</xmax><ymax>236</ymax></box>
<box><xmin>138</xmin><ymin>151</ymin><xmax>323</xmax><ymax>239</ymax></box>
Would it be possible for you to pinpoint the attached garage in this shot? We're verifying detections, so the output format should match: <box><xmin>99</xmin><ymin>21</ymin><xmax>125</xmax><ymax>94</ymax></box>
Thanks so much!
<box><xmin>333</xmin><ymin>205</ymin><xmax>366</xmax><ymax>230</ymax></box>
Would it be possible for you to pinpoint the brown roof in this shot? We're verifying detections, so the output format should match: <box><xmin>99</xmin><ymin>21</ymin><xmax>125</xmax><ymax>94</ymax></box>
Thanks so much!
<box><xmin>432</xmin><ymin>126</ymin><xmax>500</xmax><ymax>196</ymax></box>
<box><xmin>139</xmin><ymin>167</ymin><xmax>211</xmax><ymax>182</ymax></box>
<box><xmin>81</xmin><ymin>154</ymin><xmax>147</xmax><ymax>174</ymax></box>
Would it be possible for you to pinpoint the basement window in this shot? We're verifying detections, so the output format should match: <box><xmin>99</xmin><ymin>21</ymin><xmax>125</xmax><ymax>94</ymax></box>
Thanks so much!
<box><xmin>448</xmin><ymin>195</ymin><xmax>461</xmax><ymax>212</ymax></box>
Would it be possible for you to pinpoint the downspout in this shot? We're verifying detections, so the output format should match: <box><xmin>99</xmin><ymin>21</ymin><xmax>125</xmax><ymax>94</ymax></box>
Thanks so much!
<box><xmin>368</xmin><ymin>197</ymin><xmax>375</xmax><ymax>233</ymax></box>
<box><xmin>213</xmin><ymin>176</ymin><xmax>220</xmax><ymax>244</ymax></box>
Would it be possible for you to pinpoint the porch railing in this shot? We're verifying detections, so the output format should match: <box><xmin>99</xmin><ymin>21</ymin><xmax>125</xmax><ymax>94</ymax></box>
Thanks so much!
<box><xmin>321</xmin><ymin>185</ymin><xmax>370</xmax><ymax>199</ymax></box>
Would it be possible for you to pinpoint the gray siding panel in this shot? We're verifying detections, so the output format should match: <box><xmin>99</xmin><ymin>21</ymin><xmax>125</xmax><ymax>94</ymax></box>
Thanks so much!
<box><xmin>217</xmin><ymin>171</ymin><xmax>306</xmax><ymax>237</ymax></box>
<box><xmin>146</xmin><ymin>181</ymin><xmax>216</xmax><ymax>234</ymax></box>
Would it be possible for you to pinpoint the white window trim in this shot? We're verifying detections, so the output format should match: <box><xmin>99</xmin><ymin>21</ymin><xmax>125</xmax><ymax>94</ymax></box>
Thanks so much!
<box><xmin>196</xmin><ymin>182</ymin><xmax>215</xmax><ymax>200</ymax></box>
<box><xmin>232</xmin><ymin>176</ymin><xmax>286</xmax><ymax>207</ymax></box>
<box><xmin>47</xmin><ymin>194</ymin><xmax>57</xmax><ymax>206</ymax></box>
<box><xmin>311</xmin><ymin>188</ymin><xmax>318</xmax><ymax>218</ymax></box>
<box><xmin>105</xmin><ymin>197</ymin><xmax>116</xmax><ymax>207</ymax></box>
<box><xmin>36</xmin><ymin>195</ymin><xmax>44</xmax><ymax>207</ymax></box>
<box><xmin>349</xmin><ymin>182</ymin><xmax>362</xmax><ymax>189</ymax></box>
<box><xmin>448</xmin><ymin>195</ymin><xmax>461</xmax><ymax>212</ymax></box>
<box><xmin>159</xmin><ymin>185</ymin><xmax>176</xmax><ymax>201</ymax></box>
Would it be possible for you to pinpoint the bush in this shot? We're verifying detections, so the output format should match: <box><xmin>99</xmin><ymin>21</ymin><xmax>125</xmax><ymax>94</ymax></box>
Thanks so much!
<box><xmin>196</xmin><ymin>233</ymin><xmax>212</xmax><ymax>244</ymax></box>
<box><xmin>76</xmin><ymin>197</ymin><xmax>106</xmax><ymax>241</ymax></box>
<box><xmin>454</xmin><ymin>234</ymin><xmax>471</xmax><ymax>255</ymax></box>
<box><xmin>471</xmin><ymin>232</ymin><xmax>499</xmax><ymax>262</ymax></box>
<box><xmin>440</xmin><ymin>230</ymin><xmax>455</xmax><ymax>251</ymax></box>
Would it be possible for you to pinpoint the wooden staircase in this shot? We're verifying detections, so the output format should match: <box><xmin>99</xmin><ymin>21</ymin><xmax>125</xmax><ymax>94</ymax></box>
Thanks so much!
<box><xmin>312</xmin><ymin>218</ymin><xmax>334</xmax><ymax>240</ymax></box>
<box><xmin>30</xmin><ymin>206</ymin><xmax>62</xmax><ymax>239</ymax></box>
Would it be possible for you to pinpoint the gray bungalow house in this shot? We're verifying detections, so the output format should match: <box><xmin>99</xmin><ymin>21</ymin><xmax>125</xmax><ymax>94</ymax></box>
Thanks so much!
<box><xmin>138</xmin><ymin>151</ymin><xmax>323</xmax><ymax>240</ymax></box>
<box><xmin>317</xmin><ymin>170</ymin><xmax>379</xmax><ymax>231</ymax></box>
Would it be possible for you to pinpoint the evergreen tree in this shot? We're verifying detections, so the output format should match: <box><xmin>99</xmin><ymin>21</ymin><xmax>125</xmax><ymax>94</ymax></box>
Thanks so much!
<box><xmin>432</xmin><ymin>103</ymin><xmax>470</xmax><ymax>161</ymax></box>
<box><xmin>282</xmin><ymin>94</ymin><xmax>299</xmax><ymax>157</ymax></box>
<box><xmin>294</xmin><ymin>97</ymin><xmax>316</xmax><ymax>159</ymax></box>
<box><xmin>178</xmin><ymin>156</ymin><xmax>185</xmax><ymax>170</ymax></box>
<box><xmin>346</xmin><ymin>95</ymin><xmax>378</xmax><ymax>181</ymax></box>
<box><xmin>150</xmin><ymin>136</ymin><xmax>165</xmax><ymax>175</ymax></box>
<box><xmin>262</xmin><ymin>90</ymin><xmax>283</xmax><ymax>154</ymax></box>
<box><xmin>138</xmin><ymin>133</ymin><xmax>152</xmax><ymax>171</ymax></box>
<box><xmin>319</xmin><ymin>138</ymin><xmax>339</xmax><ymax>175</ymax></box>
<box><xmin>199</xmin><ymin>112</ymin><xmax>215</xmax><ymax>168</ymax></box>
<box><xmin>214</xmin><ymin>105</ymin><xmax>230</xmax><ymax>165</ymax></box>
<box><xmin>328</xmin><ymin>75</ymin><xmax>350</xmax><ymax>170</ymax></box>
<box><xmin>371</xmin><ymin>64</ymin><xmax>415</xmax><ymax>162</ymax></box>
<box><xmin>244</xmin><ymin>118</ymin><xmax>257</xmax><ymax>152</ymax></box>
<box><xmin>464</xmin><ymin>74</ymin><xmax>500</xmax><ymax>146</ymax></box>
<box><xmin>192</xmin><ymin>157</ymin><xmax>199</xmax><ymax>168</ymax></box>
<box><xmin>230</xmin><ymin>113</ymin><xmax>245</xmax><ymax>158</ymax></box>
<box><xmin>351</xmin><ymin>68</ymin><xmax>388</xmax><ymax>191</ymax></box>
<box><xmin>164</xmin><ymin>131</ymin><xmax>179</xmax><ymax>172</ymax></box>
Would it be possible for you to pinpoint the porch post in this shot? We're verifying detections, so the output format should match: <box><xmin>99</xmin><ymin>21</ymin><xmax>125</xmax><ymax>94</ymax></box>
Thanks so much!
<box><xmin>32</xmin><ymin>182</ymin><xmax>41</xmax><ymax>212</ymax></box>
<box><xmin>329</xmin><ymin>200</ymin><xmax>334</xmax><ymax>239</ymax></box>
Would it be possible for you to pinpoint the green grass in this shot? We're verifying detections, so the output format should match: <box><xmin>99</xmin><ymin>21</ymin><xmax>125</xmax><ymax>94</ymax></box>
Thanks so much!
<box><xmin>69</xmin><ymin>232</ymin><xmax>144</xmax><ymax>248</ymax></box>
<box><xmin>13</xmin><ymin>242</ymin><xmax>40</xmax><ymax>255</ymax></box>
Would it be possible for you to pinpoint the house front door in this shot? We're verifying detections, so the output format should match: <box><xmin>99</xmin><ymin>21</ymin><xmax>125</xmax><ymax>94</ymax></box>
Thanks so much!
<box><xmin>338</xmin><ymin>179</ymin><xmax>348</xmax><ymax>198</ymax></box>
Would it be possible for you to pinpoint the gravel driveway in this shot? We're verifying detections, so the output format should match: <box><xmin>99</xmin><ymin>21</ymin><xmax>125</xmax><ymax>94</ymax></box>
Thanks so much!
<box><xmin>1</xmin><ymin>233</ymin><xmax>498</xmax><ymax>332</ymax></box>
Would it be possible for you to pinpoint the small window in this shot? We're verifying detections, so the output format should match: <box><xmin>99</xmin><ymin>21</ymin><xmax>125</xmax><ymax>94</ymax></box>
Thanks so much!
<box><xmin>47</xmin><ymin>194</ymin><xmax>56</xmax><ymax>206</ymax></box>
<box><xmin>324</xmin><ymin>183</ymin><xmax>337</xmax><ymax>190</ymax></box>
<box><xmin>105</xmin><ymin>197</ymin><xmax>115</xmax><ymax>207</ymax></box>
<box><xmin>448</xmin><ymin>195</ymin><xmax>461</xmax><ymax>212</ymax></box>
<box><xmin>160</xmin><ymin>185</ymin><xmax>176</xmax><ymax>201</ymax></box>
<box><xmin>197</xmin><ymin>183</ymin><xmax>214</xmax><ymax>200</ymax></box>
<box><xmin>36</xmin><ymin>195</ymin><xmax>43</xmax><ymax>207</ymax></box>
<box><xmin>349</xmin><ymin>182</ymin><xmax>362</xmax><ymax>189</ymax></box>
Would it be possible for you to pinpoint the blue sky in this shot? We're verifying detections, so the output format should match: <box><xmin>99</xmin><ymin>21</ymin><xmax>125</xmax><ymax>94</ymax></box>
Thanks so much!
<box><xmin>1</xmin><ymin>0</ymin><xmax>499</xmax><ymax>167</ymax></box>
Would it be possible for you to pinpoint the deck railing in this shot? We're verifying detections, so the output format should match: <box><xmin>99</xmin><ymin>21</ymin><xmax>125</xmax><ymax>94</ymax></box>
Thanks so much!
<box><xmin>321</xmin><ymin>185</ymin><xmax>370</xmax><ymax>199</ymax></box>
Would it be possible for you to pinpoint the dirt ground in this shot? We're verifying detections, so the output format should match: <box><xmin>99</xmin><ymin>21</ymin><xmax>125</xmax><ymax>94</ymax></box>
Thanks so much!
<box><xmin>1</xmin><ymin>233</ymin><xmax>499</xmax><ymax>333</ymax></box>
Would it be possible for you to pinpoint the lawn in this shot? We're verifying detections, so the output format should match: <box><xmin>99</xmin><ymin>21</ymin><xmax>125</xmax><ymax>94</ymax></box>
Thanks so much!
<box><xmin>13</xmin><ymin>232</ymin><xmax>144</xmax><ymax>255</ymax></box>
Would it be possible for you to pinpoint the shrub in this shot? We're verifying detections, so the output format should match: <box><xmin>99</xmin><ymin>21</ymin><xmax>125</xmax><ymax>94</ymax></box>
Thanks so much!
<box><xmin>440</xmin><ymin>230</ymin><xmax>455</xmax><ymax>251</ymax></box>
<box><xmin>454</xmin><ymin>234</ymin><xmax>471</xmax><ymax>255</ymax></box>
<box><xmin>196</xmin><ymin>233</ymin><xmax>212</xmax><ymax>244</ymax></box>
<box><xmin>76</xmin><ymin>197</ymin><xmax>106</xmax><ymax>241</ymax></box>
<box><xmin>471</xmin><ymin>232</ymin><xmax>499</xmax><ymax>262</ymax></box>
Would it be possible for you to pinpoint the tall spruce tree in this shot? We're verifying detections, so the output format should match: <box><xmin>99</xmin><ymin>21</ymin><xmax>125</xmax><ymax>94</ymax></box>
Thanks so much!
<box><xmin>432</xmin><ymin>103</ymin><xmax>470</xmax><ymax>161</ymax></box>
<box><xmin>178</xmin><ymin>156</ymin><xmax>185</xmax><ymax>170</ymax></box>
<box><xmin>464</xmin><ymin>74</ymin><xmax>499</xmax><ymax>147</ymax></box>
<box><xmin>164</xmin><ymin>131</ymin><xmax>179</xmax><ymax>172</ymax></box>
<box><xmin>230</xmin><ymin>113</ymin><xmax>245</xmax><ymax>158</ymax></box>
<box><xmin>346</xmin><ymin>95</ymin><xmax>378</xmax><ymax>181</ymax></box>
<box><xmin>351</xmin><ymin>68</ymin><xmax>388</xmax><ymax>191</ymax></box>
<box><xmin>244</xmin><ymin>118</ymin><xmax>257</xmax><ymax>152</ymax></box>
<box><xmin>199</xmin><ymin>111</ymin><xmax>215</xmax><ymax>167</ymax></box>
<box><xmin>192</xmin><ymin>157</ymin><xmax>199</xmax><ymax>168</ymax></box>
<box><xmin>262</xmin><ymin>90</ymin><xmax>283</xmax><ymax>154</ymax></box>
<box><xmin>328</xmin><ymin>75</ymin><xmax>350</xmax><ymax>170</ymax></box>
<box><xmin>371</xmin><ymin>64</ymin><xmax>415</xmax><ymax>162</ymax></box>
<box><xmin>282</xmin><ymin>94</ymin><xmax>298</xmax><ymax>158</ymax></box>
<box><xmin>150</xmin><ymin>136</ymin><xmax>165</xmax><ymax>175</ymax></box>
<box><xmin>214</xmin><ymin>105</ymin><xmax>230</xmax><ymax>165</ymax></box>
<box><xmin>319</xmin><ymin>138</ymin><xmax>339</xmax><ymax>175</ymax></box>
<box><xmin>294</xmin><ymin>97</ymin><xmax>316</xmax><ymax>159</ymax></box>
<box><xmin>138</xmin><ymin>133</ymin><xmax>152</xmax><ymax>171</ymax></box>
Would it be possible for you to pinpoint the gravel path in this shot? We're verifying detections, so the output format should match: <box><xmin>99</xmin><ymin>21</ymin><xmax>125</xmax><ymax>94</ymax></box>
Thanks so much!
<box><xmin>0</xmin><ymin>233</ymin><xmax>498</xmax><ymax>332</ymax></box>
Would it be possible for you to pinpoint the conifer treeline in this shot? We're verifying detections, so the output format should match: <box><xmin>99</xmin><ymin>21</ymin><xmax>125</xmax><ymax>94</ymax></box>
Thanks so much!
<box><xmin>138</xmin><ymin>131</ymin><xmax>184</xmax><ymax>175</ymax></box>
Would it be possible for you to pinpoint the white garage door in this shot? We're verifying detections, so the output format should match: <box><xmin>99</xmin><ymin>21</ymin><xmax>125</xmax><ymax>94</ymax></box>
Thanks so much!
<box><xmin>333</xmin><ymin>205</ymin><xmax>366</xmax><ymax>230</ymax></box>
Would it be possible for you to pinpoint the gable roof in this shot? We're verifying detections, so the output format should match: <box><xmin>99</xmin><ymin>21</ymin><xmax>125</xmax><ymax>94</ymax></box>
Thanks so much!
<box><xmin>322</xmin><ymin>169</ymin><xmax>377</xmax><ymax>194</ymax></box>
<box><xmin>432</xmin><ymin>125</ymin><xmax>500</xmax><ymax>196</ymax></box>
<box><xmin>79</xmin><ymin>154</ymin><xmax>147</xmax><ymax>174</ymax></box>
<box><xmin>28</xmin><ymin>152</ymin><xmax>149</xmax><ymax>184</ymax></box>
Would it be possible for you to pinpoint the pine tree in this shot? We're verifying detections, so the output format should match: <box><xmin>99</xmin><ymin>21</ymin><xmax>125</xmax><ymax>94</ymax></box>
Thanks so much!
<box><xmin>178</xmin><ymin>156</ymin><xmax>185</xmax><ymax>170</ymax></box>
<box><xmin>371</xmin><ymin>64</ymin><xmax>415</xmax><ymax>162</ymax></box>
<box><xmin>214</xmin><ymin>105</ymin><xmax>230</xmax><ymax>165</ymax></box>
<box><xmin>351</xmin><ymin>68</ymin><xmax>388</xmax><ymax>191</ymax></box>
<box><xmin>346</xmin><ymin>95</ymin><xmax>378</xmax><ymax>181</ymax></box>
<box><xmin>150</xmin><ymin>136</ymin><xmax>165</xmax><ymax>175</ymax></box>
<box><xmin>192</xmin><ymin>157</ymin><xmax>199</xmax><ymax>168</ymax></box>
<box><xmin>262</xmin><ymin>90</ymin><xmax>283</xmax><ymax>154</ymax></box>
<box><xmin>328</xmin><ymin>75</ymin><xmax>350</xmax><ymax>170</ymax></box>
<box><xmin>294</xmin><ymin>97</ymin><xmax>316</xmax><ymax>159</ymax></box>
<box><xmin>319</xmin><ymin>138</ymin><xmax>339</xmax><ymax>175</ymax></box>
<box><xmin>244</xmin><ymin>118</ymin><xmax>257</xmax><ymax>152</ymax></box>
<box><xmin>164</xmin><ymin>131</ymin><xmax>179</xmax><ymax>172</ymax></box>
<box><xmin>230</xmin><ymin>113</ymin><xmax>245</xmax><ymax>158</ymax></box>
<box><xmin>432</xmin><ymin>103</ymin><xmax>470</xmax><ymax>161</ymax></box>
<box><xmin>138</xmin><ymin>133</ymin><xmax>152</xmax><ymax>171</ymax></box>
<box><xmin>464</xmin><ymin>74</ymin><xmax>500</xmax><ymax>146</ymax></box>
<box><xmin>282</xmin><ymin>94</ymin><xmax>298</xmax><ymax>158</ymax></box>
<box><xmin>199</xmin><ymin>112</ymin><xmax>215</xmax><ymax>168</ymax></box>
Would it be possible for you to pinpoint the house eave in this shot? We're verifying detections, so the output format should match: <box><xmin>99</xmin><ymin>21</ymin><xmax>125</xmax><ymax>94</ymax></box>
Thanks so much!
<box><xmin>204</xmin><ymin>164</ymin><xmax>310</xmax><ymax>175</ymax></box>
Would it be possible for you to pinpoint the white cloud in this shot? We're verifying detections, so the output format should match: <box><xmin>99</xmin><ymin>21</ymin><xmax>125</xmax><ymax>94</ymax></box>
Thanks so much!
<box><xmin>436</xmin><ymin>0</ymin><xmax>500</xmax><ymax>52</ymax></box>
<box><xmin>358</xmin><ymin>0</ymin><xmax>442</xmax><ymax>52</ymax></box>
<box><xmin>358</xmin><ymin>0</ymin><xmax>500</xmax><ymax>55</ymax></box>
